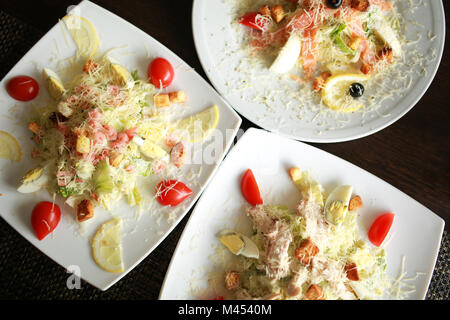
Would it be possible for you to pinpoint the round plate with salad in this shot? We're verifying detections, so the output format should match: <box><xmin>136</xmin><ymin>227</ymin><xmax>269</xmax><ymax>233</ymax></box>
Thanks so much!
<box><xmin>0</xmin><ymin>1</ymin><xmax>241</xmax><ymax>290</ymax></box>
<box><xmin>192</xmin><ymin>0</ymin><xmax>445</xmax><ymax>142</ymax></box>
<box><xmin>159</xmin><ymin>128</ymin><xmax>444</xmax><ymax>299</ymax></box>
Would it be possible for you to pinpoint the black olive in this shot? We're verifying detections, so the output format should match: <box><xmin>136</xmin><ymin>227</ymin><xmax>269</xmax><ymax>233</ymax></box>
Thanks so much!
<box><xmin>326</xmin><ymin>0</ymin><xmax>343</xmax><ymax>9</ymax></box>
<box><xmin>349</xmin><ymin>83</ymin><xmax>365</xmax><ymax>98</ymax></box>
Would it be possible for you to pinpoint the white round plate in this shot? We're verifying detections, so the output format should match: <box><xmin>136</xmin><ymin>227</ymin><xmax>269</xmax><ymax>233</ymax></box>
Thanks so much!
<box><xmin>192</xmin><ymin>0</ymin><xmax>445</xmax><ymax>142</ymax></box>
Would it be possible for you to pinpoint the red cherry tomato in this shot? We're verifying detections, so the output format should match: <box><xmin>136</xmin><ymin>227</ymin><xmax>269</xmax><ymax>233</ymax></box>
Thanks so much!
<box><xmin>156</xmin><ymin>179</ymin><xmax>193</xmax><ymax>207</ymax></box>
<box><xmin>147</xmin><ymin>57</ymin><xmax>174</xmax><ymax>88</ymax></box>
<box><xmin>6</xmin><ymin>75</ymin><xmax>39</xmax><ymax>101</ymax></box>
<box><xmin>368</xmin><ymin>212</ymin><xmax>395</xmax><ymax>247</ymax></box>
<box><xmin>241</xmin><ymin>169</ymin><xmax>263</xmax><ymax>206</ymax></box>
<box><xmin>31</xmin><ymin>201</ymin><xmax>61</xmax><ymax>240</ymax></box>
<box><xmin>239</xmin><ymin>12</ymin><xmax>269</xmax><ymax>31</ymax></box>
<box><xmin>213</xmin><ymin>296</ymin><xmax>224</xmax><ymax>300</ymax></box>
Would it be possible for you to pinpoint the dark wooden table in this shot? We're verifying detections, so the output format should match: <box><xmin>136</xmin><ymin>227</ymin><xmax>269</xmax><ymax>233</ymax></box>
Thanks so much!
<box><xmin>0</xmin><ymin>0</ymin><xmax>448</xmax><ymax>299</ymax></box>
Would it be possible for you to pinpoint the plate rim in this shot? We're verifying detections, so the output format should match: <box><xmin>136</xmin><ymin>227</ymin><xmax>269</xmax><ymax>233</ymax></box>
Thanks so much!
<box><xmin>191</xmin><ymin>0</ymin><xmax>446</xmax><ymax>143</ymax></box>
<box><xmin>0</xmin><ymin>0</ymin><xmax>242</xmax><ymax>291</ymax></box>
<box><xmin>159</xmin><ymin>127</ymin><xmax>445</xmax><ymax>299</ymax></box>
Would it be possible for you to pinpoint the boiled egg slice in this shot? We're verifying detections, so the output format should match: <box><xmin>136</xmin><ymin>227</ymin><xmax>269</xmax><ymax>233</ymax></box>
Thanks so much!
<box><xmin>324</xmin><ymin>185</ymin><xmax>353</xmax><ymax>225</ymax></box>
<box><xmin>218</xmin><ymin>230</ymin><xmax>259</xmax><ymax>259</ymax></box>
<box><xmin>17</xmin><ymin>166</ymin><xmax>49</xmax><ymax>193</ymax></box>
<box><xmin>42</xmin><ymin>68</ymin><xmax>66</xmax><ymax>100</ymax></box>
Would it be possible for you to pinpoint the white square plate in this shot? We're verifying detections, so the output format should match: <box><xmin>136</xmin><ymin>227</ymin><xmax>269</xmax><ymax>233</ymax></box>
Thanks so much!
<box><xmin>0</xmin><ymin>0</ymin><xmax>241</xmax><ymax>290</ymax></box>
<box><xmin>159</xmin><ymin>128</ymin><xmax>444</xmax><ymax>299</ymax></box>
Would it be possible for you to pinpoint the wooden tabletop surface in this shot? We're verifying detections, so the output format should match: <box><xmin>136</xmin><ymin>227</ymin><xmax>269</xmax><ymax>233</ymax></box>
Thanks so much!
<box><xmin>0</xmin><ymin>0</ymin><xmax>448</xmax><ymax>298</ymax></box>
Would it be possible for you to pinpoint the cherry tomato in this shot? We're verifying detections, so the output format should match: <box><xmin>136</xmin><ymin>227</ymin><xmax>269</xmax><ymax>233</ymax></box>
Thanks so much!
<box><xmin>6</xmin><ymin>75</ymin><xmax>39</xmax><ymax>101</ymax></box>
<box><xmin>156</xmin><ymin>179</ymin><xmax>193</xmax><ymax>207</ymax></box>
<box><xmin>147</xmin><ymin>57</ymin><xmax>174</xmax><ymax>88</ymax></box>
<box><xmin>368</xmin><ymin>212</ymin><xmax>395</xmax><ymax>247</ymax></box>
<box><xmin>239</xmin><ymin>12</ymin><xmax>269</xmax><ymax>31</ymax></box>
<box><xmin>213</xmin><ymin>296</ymin><xmax>224</xmax><ymax>300</ymax></box>
<box><xmin>241</xmin><ymin>169</ymin><xmax>263</xmax><ymax>206</ymax></box>
<box><xmin>31</xmin><ymin>201</ymin><xmax>61</xmax><ymax>240</ymax></box>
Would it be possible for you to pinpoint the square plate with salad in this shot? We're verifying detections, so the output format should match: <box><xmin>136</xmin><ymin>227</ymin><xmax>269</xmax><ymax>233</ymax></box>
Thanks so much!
<box><xmin>159</xmin><ymin>128</ymin><xmax>444</xmax><ymax>300</ymax></box>
<box><xmin>0</xmin><ymin>0</ymin><xmax>241</xmax><ymax>290</ymax></box>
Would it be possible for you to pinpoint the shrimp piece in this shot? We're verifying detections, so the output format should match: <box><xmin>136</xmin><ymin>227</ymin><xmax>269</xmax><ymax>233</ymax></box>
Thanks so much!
<box><xmin>170</xmin><ymin>142</ymin><xmax>186</xmax><ymax>168</ymax></box>
<box><xmin>103</xmin><ymin>124</ymin><xmax>117</xmax><ymax>141</ymax></box>
<box><xmin>359</xmin><ymin>39</ymin><xmax>377</xmax><ymax>74</ymax></box>
<box><xmin>93</xmin><ymin>130</ymin><xmax>107</xmax><ymax>146</ymax></box>
<box><xmin>300</xmin><ymin>27</ymin><xmax>319</xmax><ymax>81</ymax></box>
<box><xmin>345</xmin><ymin>9</ymin><xmax>366</xmax><ymax>38</ymax></box>
<box><xmin>165</xmin><ymin>132</ymin><xmax>181</xmax><ymax>148</ymax></box>
<box><xmin>369</xmin><ymin>0</ymin><xmax>392</xmax><ymax>11</ymax></box>
<box><xmin>125</xmin><ymin>164</ymin><xmax>135</xmax><ymax>173</ymax></box>
<box><xmin>111</xmin><ymin>132</ymin><xmax>130</xmax><ymax>149</ymax></box>
<box><xmin>152</xmin><ymin>159</ymin><xmax>166</xmax><ymax>174</ymax></box>
<box><xmin>124</xmin><ymin>127</ymin><xmax>137</xmax><ymax>140</ymax></box>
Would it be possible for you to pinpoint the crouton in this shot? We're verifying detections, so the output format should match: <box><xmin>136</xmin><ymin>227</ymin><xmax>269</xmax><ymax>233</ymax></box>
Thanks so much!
<box><xmin>77</xmin><ymin>199</ymin><xmax>94</xmax><ymax>222</ymax></box>
<box><xmin>168</xmin><ymin>91</ymin><xmax>186</xmax><ymax>104</ymax></box>
<box><xmin>295</xmin><ymin>238</ymin><xmax>319</xmax><ymax>265</ymax></box>
<box><xmin>378</xmin><ymin>47</ymin><xmax>394</xmax><ymax>64</ymax></box>
<box><xmin>154</xmin><ymin>94</ymin><xmax>170</xmax><ymax>108</ymax></box>
<box><xmin>312</xmin><ymin>71</ymin><xmax>332</xmax><ymax>92</ymax></box>
<box><xmin>351</xmin><ymin>0</ymin><xmax>370</xmax><ymax>12</ymax></box>
<box><xmin>258</xmin><ymin>5</ymin><xmax>271</xmax><ymax>16</ymax></box>
<box><xmin>349</xmin><ymin>195</ymin><xmax>363</xmax><ymax>211</ymax></box>
<box><xmin>361</xmin><ymin>62</ymin><xmax>374</xmax><ymax>75</ymax></box>
<box><xmin>271</xmin><ymin>5</ymin><xmax>285</xmax><ymax>23</ymax></box>
<box><xmin>305</xmin><ymin>284</ymin><xmax>324</xmax><ymax>300</ymax></box>
<box><xmin>109</xmin><ymin>151</ymin><xmax>124</xmax><ymax>167</ymax></box>
<box><xmin>288</xmin><ymin>167</ymin><xmax>301</xmax><ymax>181</ymax></box>
<box><xmin>344</xmin><ymin>262</ymin><xmax>360</xmax><ymax>281</ymax></box>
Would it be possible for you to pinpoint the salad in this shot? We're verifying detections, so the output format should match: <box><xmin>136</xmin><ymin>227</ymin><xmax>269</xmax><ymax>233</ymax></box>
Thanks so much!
<box><xmin>235</xmin><ymin>0</ymin><xmax>403</xmax><ymax>112</ymax></box>
<box><xmin>214</xmin><ymin>168</ymin><xmax>396</xmax><ymax>300</ymax></box>
<box><xmin>13</xmin><ymin>15</ymin><xmax>219</xmax><ymax>229</ymax></box>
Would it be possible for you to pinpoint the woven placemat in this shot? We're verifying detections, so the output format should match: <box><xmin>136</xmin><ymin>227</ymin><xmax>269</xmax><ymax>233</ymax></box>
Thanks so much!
<box><xmin>0</xmin><ymin>9</ymin><xmax>448</xmax><ymax>300</ymax></box>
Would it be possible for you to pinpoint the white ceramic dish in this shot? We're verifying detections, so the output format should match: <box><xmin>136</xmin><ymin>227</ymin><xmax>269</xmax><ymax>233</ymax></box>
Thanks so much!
<box><xmin>192</xmin><ymin>0</ymin><xmax>445</xmax><ymax>143</ymax></box>
<box><xmin>0</xmin><ymin>0</ymin><xmax>241</xmax><ymax>290</ymax></box>
<box><xmin>159</xmin><ymin>128</ymin><xmax>444</xmax><ymax>299</ymax></box>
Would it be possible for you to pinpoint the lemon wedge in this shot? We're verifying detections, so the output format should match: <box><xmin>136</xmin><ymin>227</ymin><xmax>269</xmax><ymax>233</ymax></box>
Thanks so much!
<box><xmin>321</xmin><ymin>74</ymin><xmax>369</xmax><ymax>113</ymax></box>
<box><xmin>111</xmin><ymin>64</ymin><xmax>133</xmax><ymax>87</ymax></box>
<box><xmin>173</xmin><ymin>105</ymin><xmax>219</xmax><ymax>143</ymax></box>
<box><xmin>92</xmin><ymin>218</ymin><xmax>124</xmax><ymax>273</ymax></box>
<box><xmin>43</xmin><ymin>68</ymin><xmax>65</xmax><ymax>100</ymax></box>
<box><xmin>106</xmin><ymin>56</ymin><xmax>133</xmax><ymax>88</ymax></box>
<box><xmin>0</xmin><ymin>131</ymin><xmax>22</xmax><ymax>162</ymax></box>
<box><xmin>62</xmin><ymin>15</ymin><xmax>98</xmax><ymax>58</ymax></box>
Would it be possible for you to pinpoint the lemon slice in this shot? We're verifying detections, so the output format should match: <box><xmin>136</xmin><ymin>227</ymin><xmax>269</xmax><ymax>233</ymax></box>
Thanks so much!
<box><xmin>43</xmin><ymin>68</ymin><xmax>65</xmax><ymax>100</ymax></box>
<box><xmin>62</xmin><ymin>15</ymin><xmax>98</xmax><ymax>58</ymax></box>
<box><xmin>0</xmin><ymin>131</ymin><xmax>22</xmax><ymax>162</ymax></box>
<box><xmin>92</xmin><ymin>218</ymin><xmax>124</xmax><ymax>273</ymax></box>
<box><xmin>173</xmin><ymin>105</ymin><xmax>220</xmax><ymax>143</ymax></box>
<box><xmin>321</xmin><ymin>74</ymin><xmax>369</xmax><ymax>113</ymax></box>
